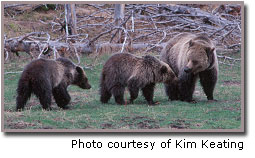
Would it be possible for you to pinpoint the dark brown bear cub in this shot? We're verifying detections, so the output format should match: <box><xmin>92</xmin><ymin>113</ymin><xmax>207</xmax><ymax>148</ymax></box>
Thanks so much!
<box><xmin>161</xmin><ymin>33</ymin><xmax>218</xmax><ymax>103</ymax></box>
<box><xmin>16</xmin><ymin>57</ymin><xmax>91</xmax><ymax>111</ymax></box>
<box><xmin>100</xmin><ymin>53</ymin><xmax>177</xmax><ymax>105</ymax></box>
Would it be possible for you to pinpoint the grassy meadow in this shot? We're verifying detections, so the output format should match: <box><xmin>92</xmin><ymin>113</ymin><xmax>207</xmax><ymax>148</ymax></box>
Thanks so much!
<box><xmin>3</xmin><ymin>53</ymin><xmax>242</xmax><ymax>130</ymax></box>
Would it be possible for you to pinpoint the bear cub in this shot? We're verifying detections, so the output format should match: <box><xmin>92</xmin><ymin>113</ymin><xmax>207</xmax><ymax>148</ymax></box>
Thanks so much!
<box><xmin>100</xmin><ymin>53</ymin><xmax>177</xmax><ymax>105</ymax></box>
<box><xmin>161</xmin><ymin>33</ymin><xmax>218</xmax><ymax>103</ymax></box>
<box><xmin>16</xmin><ymin>57</ymin><xmax>91</xmax><ymax>111</ymax></box>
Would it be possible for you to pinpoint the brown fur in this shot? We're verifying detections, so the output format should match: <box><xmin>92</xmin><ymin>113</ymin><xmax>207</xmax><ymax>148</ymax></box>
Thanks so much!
<box><xmin>16</xmin><ymin>57</ymin><xmax>91</xmax><ymax>111</ymax></box>
<box><xmin>161</xmin><ymin>33</ymin><xmax>218</xmax><ymax>102</ymax></box>
<box><xmin>100</xmin><ymin>53</ymin><xmax>177</xmax><ymax>105</ymax></box>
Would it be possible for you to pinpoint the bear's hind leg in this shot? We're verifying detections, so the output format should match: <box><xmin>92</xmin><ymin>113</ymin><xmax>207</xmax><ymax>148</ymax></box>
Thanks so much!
<box><xmin>142</xmin><ymin>83</ymin><xmax>156</xmax><ymax>105</ymax></box>
<box><xmin>32</xmin><ymin>80</ymin><xmax>52</xmax><ymax>110</ymax></box>
<box><xmin>199</xmin><ymin>68</ymin><xmax>217</xmax><ymax>101</ymax></box>
<box><xmin>111</xmin><ymin>84</ymin><xmax>125</xmax><ymax>105</ymax></box>
<box><xmin>53</xmin><ymin>83</ymin><xmax>71</xmax><ymax>109</ymax></box>
<box><xmin>16</xmin><ymin>80</ymin><xmax>32</xmax><ymax>111</ymax></box>
<box><xmin>36</xmin><ymin>91</ymin><xmax>52</xmax><ymax>110</ymax></box>
<box><xmin>100</xmin><ymin>84</ymin><xmax>112</xmax><ymax>104</ymax></box>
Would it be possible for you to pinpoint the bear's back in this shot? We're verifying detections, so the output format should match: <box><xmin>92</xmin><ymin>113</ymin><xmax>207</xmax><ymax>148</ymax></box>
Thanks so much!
<box><xmin>56</xmin><ymin>57</ymin><xmax>76</xmax><ymax>69</ymax></box>
<box><xmin>102</xmin><ymin>53</ymin><xmax>142</xmax><ymax>86</ymax></box>
<box><xmin>103</xmin><ymin>53</ymin><xmax>139</xmax><ymax>73</ymax></box>
<box><xmin>23</xmin><ymin>58</ymin><xmax>57</xmax><ymax>75</ymax></box>
<box><xmin>21</xmin><ymin>58</ymin><xmax>65</xmax><ymax>88</ymax></box>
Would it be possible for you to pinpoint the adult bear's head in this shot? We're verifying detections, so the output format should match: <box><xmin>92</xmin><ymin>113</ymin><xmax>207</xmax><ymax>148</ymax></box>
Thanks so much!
<box><xmin>184</xmin><ymin>39</ymin><xmax>215</xmax><ymax>74</ymax></box>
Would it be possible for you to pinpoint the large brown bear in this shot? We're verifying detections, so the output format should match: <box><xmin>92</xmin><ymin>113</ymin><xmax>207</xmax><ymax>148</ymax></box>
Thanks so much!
<box><xmin>160</xmin><ymin>33</ymin><xmax>218</xmax><ymax>103</ymax></box>
<box><xmin>16</xmin><ymin>57</ymin><xmax>91</xmax><ymax>111</ymax></box>
<box><xmin>100</xmin><ymin>53</ymin><xmax>177</xmax><ymax>105</ymax></box>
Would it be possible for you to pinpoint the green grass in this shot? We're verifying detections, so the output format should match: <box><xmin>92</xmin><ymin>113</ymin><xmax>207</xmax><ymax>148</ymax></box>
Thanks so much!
<box><xmin>3</xmin><ymin>54</ymin><xmax>242</xmax><ymax>130</ymax></box>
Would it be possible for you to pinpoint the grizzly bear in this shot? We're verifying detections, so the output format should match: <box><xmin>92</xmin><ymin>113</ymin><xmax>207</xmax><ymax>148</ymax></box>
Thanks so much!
<box><xmin>16</xmin><ymin>57</ymin><xmax>91</xmax><ymax>111</ymax></box>
<box><xmin>160</xmin><ymin>33</ymin><xmax>218</xmax><ymax>103</ymax></box>
<box><xmin>100</xmin><ymin>53</ymin><xmax>177</xmax><ymax>105</ymax></box>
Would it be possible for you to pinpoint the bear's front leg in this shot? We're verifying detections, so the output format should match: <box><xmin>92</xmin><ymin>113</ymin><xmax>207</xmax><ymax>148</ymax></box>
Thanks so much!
<box><xmin>178</xmin><ymin>71</ymin><xmax>197</xmax><ymax>103</ymax></box>
<box><xmin>199</xmin><ymin>68</ymin><xmax>218</xmax><ymax>101</ymax></box>
<box><xmin>142</xmin><ymin>83</ymin><xmax>156</xmax><ymax>105</ymax></box>
<box><xmin>53</xmin><ymin>83</ymin><xmax>71</xmax><ymax>109</ymax></box>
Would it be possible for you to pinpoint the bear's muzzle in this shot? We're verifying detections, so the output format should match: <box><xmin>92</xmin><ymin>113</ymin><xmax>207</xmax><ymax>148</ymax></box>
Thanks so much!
<box><xmin>184</xmin><ymin>67</ymin><xmax>192</xmax><ymax>73</ymax></box>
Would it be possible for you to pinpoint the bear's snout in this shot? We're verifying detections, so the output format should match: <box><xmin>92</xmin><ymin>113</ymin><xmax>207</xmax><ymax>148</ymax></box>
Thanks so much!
<box><xmin>78</xmin><ymin>82</ymin><xmax>91</xmax><ymax>89</ymax></box>
<box><xmin>184</xmin><ymin>67</ymin><xmax>192</xmax><ymax>73</ymax></box>
<box><xmin>85</xmin><ymin>84</ymin><xmax>91</xmax><ymax>89</ymax></box>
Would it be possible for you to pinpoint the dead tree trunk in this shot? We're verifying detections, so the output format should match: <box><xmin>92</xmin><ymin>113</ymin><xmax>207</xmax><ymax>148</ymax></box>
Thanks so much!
<box><xmin>113</xmin><ymin>4</ymin><xmax>125</xmax><ymax>43</ymax></box>
<box><xmin>114</xmin><ymin>4</ymin><xmax>125</xmax><ymax>23</ymax></box>
<box><xmin>70</xmin><ymin>4</ymin><xmax>77</xmax><ymax>35</ymax></box>
<box><xmin>64</xmin><ymin>4</ymin><xmax>77</xmax><ymax>36</ymax></box>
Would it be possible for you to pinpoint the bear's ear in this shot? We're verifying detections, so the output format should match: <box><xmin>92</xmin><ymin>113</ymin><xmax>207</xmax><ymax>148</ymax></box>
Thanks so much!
<box><xmin>76</xmin><ymin>66</ymin><xmax>83</xmax><ymax>73</ymax></box>
<box><xmin>189</xmin><ymin>40</ymin><xmax>194</xmax><ymax>47</ymax></box>
<box><xmin>160</xmin><ymin>65</ymin><xmax>168</xmax><ymax>74</ymax></box>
